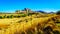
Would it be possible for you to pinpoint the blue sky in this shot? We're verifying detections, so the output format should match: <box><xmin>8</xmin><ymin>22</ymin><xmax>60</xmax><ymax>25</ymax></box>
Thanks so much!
<box><xmin>0</xmin><ymin>0</ymin><xmax>60</xmax><ymax>13</ymax></box>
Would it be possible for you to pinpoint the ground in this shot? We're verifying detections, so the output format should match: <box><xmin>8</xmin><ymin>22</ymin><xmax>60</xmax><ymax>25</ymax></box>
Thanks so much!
<box><xmin>0</xmin><ymin>14</ymin><xmax>60</xmax><ymax>34</ymax></box>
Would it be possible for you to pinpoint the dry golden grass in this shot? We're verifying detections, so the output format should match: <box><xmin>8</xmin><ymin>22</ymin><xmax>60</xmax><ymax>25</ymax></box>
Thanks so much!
<box><xmin>0</xmin><ymin>14</ymin><xmax>59</xmax><ymax>34</ymax></box>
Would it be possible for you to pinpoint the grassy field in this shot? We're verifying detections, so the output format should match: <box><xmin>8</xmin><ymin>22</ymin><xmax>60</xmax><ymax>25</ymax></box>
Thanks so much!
<box><xmin>0</xmin><ymin>14</ymin><xmax>60</xmax><ymax>34</ymax></box>
<box><xmin>56</xmin><ymin>23</ymin><xmax>60</xmax><ymax>26</ymax></box>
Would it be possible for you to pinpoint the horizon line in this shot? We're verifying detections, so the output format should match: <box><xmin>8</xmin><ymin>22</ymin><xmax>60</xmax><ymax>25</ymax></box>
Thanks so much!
<box><xmin>0</xmin><ymin>9</ymin><xmax>59</xmax><ymax>13</ymax></box>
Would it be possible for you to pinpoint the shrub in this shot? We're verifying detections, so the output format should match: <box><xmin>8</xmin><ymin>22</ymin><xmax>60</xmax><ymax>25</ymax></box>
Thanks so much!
<box><xmin>3</xmin><ymin>15</ymin><xmax>6</xmax><ymax>18</ymax></box>
<box><xmin>56</xmin><ymin>10</ymin><xmax>60</xmax><ymax>15</ymax></box>
<box><xmin>4</xmin><ymin>15</ymin><xmax>6</xmax><ymax>18</ymax></box>
<box><xmin>17</xmin><ymin>15</ymin><xmax>21</xmax><ymax>18</ymax></box>
<box><xmin>43</xmin><ymin>26</ymin><xmax>53</xmax><ymax>31</ymax></box>
<box><xmin>0</xmin><ymin>16</ymin><xmax>3</xmax><ymax>19</ymax></box>
<box><xmin>13</xmin><ymin>16</ymin><xmax>17</xmax><ymax>18</ymax></box>
<box><xmin>6</xmin><ymin>16</ymin><xmax>10</xmax><ymax>18</ymax></box>
<box><xmin>21</xmin><ymin>14</ymin><xmax>26</xmax><ymax>17</ymax></box>
<box><xmin>53</xmin><ymin>30</ymin><xmax>60</xmax><ymax>34</ymax></box>
<box><xmin>9</xmin><ymin>15</ymin><xmax>13</xmax><ymax>18</ymax></box>
<box><xmin>28</xmin><ymin>13</ymin><xmax>32</xmax><ymax>16</ymax></box>
<box><xmin>6</xmin><ymin>15</ymin><xmax>13</xmax><ymax>18</ymax></box>
<box><xmin>14</xmin><ymin>15</ymin><xmax>20</xmax><ymax>18</ymax></box>
<box><xmin>43</xmin><ymin>26</ymin><xmax>53</xmax><ymax>34</ymax></box>
<box><xmin>55</xmin><ymin>20</ymin><xmax>60</xmax><ymax>23</ymax></box>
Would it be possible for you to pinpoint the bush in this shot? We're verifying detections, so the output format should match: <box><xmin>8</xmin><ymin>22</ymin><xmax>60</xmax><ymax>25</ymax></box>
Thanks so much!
<box><xmin>28</xmin><ymin>13</ymin><xmax>34</xmax><ymax>16</ymax></box>
<box><xmin>6</xmin><ymin>16</ymin><xmax>10</xmax><ymax>18</ymax></box>
<box><xmin>0</xmin><ymin>16</ymin><xmax>2</xmax><ymax>19</ymax></box>
<box><xmin>55</xmin><ymin>20</ymin><xmax>60</xmax><ymax>23</ymax></box>
<box><xmin>43</xmin><ymin>26</ymin><xmax>53</xmax><ymax>34</ymax></box>
<box><xmin>9</xmin><ymin>15</ymin><xmax>13</xmax><ymax>18</ymax></box>
<box><xmin>56</xmin><ymin>11</ymin><xmax>60</xmax><ymax>15</ymax></box>
<box><xmin>3</xmin><ymin>15</ymin><xmax>6</xmax><ymax>18</ymax></box>
<box><xmin>13</xmin><ymin>15</ymin><xmax>21</xmax><ymax>18</ymax></box>
<box><xmin>43</xmin><ymin>26</ymin><xmax>53</xmax><ymax>31</ymax></box>
<box><xmin>6</xmin><ymin>15</ymin><xmax>13</xmax><ymax>18</ymax></box>
<box><xmin>17</xmin><ymin>15</ymin><xmax>21</xmax><ymax>18</ymax></box>
<box><xmin>21</xmin><ymin>14</ymin><xmax>26</xmax><ymax>17</ymax></box>
<box><xmin>13</xmin><ymin>16</ymin><xmax>17</xmax><ymax>18</ymax></box>
<box><xmin>53</xmin><ymin>30</ymin><xmax>60</xmax><ymax>34</ymax></box>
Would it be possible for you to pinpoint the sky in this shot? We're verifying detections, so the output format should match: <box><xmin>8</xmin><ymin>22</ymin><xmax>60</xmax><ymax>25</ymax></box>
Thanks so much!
<box><xmin>0</xmin><ymin>0</ymin><xmax>60</xmax><ymax>13</ymax></box>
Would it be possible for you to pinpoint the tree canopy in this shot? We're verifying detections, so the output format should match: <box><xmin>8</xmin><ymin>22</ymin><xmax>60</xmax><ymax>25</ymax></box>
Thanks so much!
<box><xmin>56</xmin><ymin>10</ymin><xmax>60</xmax><ymax>15</ymax></box>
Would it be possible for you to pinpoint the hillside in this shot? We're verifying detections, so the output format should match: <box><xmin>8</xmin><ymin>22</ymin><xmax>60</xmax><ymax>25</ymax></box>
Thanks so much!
<box><xmin>0</xmin><ymin>13</ymin><xmax>59</xmax><ymax>34</ymax></box>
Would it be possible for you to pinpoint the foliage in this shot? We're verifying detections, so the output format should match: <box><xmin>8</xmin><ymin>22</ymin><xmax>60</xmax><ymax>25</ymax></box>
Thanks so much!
<box><xmin>15</xmin><ymin>10</ymin><xmax>20</xmax><ymax>12</ymax></box>
<box><xmin>53</xmin><ymin>30</ymin><xmax>60</xmax><ymax>34</ymax></box>
<box><xmin>9</xmin><ymin>15</ymin><xmax>13</xmax><ymax>18</ymax></box>
<box><xmin>21</xmin><ymin>14</ymin><xmax>26</xmax><ymax>17</ymax></box>
<box><xmin>6</xmin><ymin>15</ymin><xmax>13</xmax><ymax>18</ymax></box>
<box><xmin>3</xmin><ymin>15</ymin><xmax>6</xmax><ymax>18</ymax></box>
<box><xmin>0</xmin><ymin>16</ymin><xmax>2</xmax><ymax>19</ymax></box>
<box><xmin>56</xmin><ymin>10</ymin><xmax>60</xmax><ymax>15</ymax></box>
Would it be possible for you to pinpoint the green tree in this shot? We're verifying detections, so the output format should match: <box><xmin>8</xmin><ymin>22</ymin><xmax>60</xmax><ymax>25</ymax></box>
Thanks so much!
<box><xmin>15</xmin><ymin>10</ymin><xmax>20</xmax><ymax>14</ymax></box>
<box><xmin>7</xmin><ymin>16</ymin><xmax>10</xmax><ymax>18</ymax></box>
<box><xmin>6</xmin><ymin>15</ymin><xmax>13</xmax><ymax>18</ymax></box>
<box><xmin>56</xmin><ymin>10</ymin><xmax>60</xmax><ymax>15</ymax></box>
<box><xmin>10</xmin><ymin>15</ymin><xmax>13</xmax><ymax>18</ymax></box>
<box><xmin>3</xmin><ymin>15</ymin><xmax>6</xmax><ymax>18</ymax></box>
<box><xmin>24</xmin><ymin>8</ymin><xmax>31</xmax><ymax>16</ymax></box>
<box><xmin>0</xmin><ymin>16</ymin><xmax>2</xmax><ymax>19</ymax></box>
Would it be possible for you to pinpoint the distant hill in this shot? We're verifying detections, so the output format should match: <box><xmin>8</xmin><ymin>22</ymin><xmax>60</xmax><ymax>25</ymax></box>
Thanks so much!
<box><xmin>35</xmin><ymin>10</ymin><xmax>46</xmax><ymax>13</ymax></box>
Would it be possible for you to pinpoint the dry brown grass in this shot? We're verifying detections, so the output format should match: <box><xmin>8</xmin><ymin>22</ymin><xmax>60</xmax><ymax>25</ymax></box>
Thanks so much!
<box><xmin>0</xmin><ymin>14</ymin><xmax>59</xmax><ymax>34</ymax></box>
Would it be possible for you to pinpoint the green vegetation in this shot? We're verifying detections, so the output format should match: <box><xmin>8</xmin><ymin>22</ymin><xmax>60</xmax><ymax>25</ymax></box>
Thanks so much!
<box><xmin>6</xmin><ymin>15</ymin><xmax>13</xmax><ymax>18</ymax></box>
<box><xmin>53</xmin><ymin>30</ymin><xmax>60</xmax><ymax>34</ymax></box>
<box><xmin>56</xmin><ymin>23</ymin><xmax>60</xmax><ymax>27</ymax></box>
<box><xmin>0</xmin><ymin>14</ymin><xmax>28</xmax><ymax>19</ymax></box>
<box><xmin>56</xmin><ymin>10</ymin><xmax>60</xmax><ymax>15</ymax></box>
<box><xmin>0</xmin><ymin>16</ymin><xmax>3</xmax><ymax>19</ymax></box>
<box><xmin>21</xmin><ymin>14</ymin><xmax>27</xmax><ymax>17</ymax></box>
